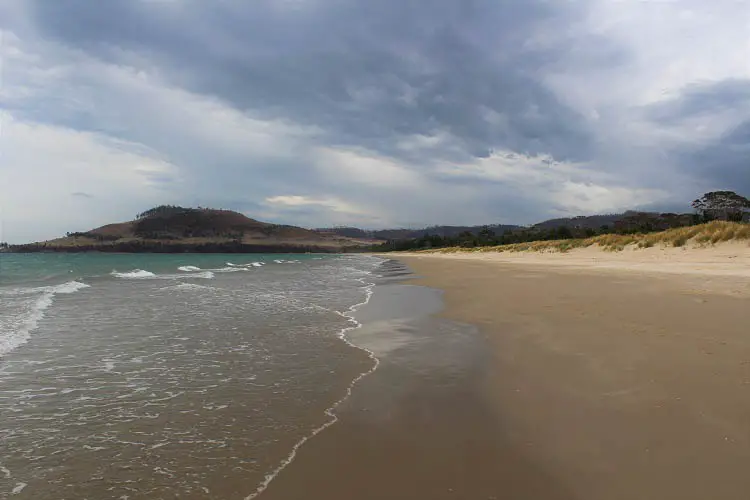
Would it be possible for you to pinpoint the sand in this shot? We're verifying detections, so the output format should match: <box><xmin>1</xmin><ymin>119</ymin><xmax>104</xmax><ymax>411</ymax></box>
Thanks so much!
<box><xmin>400</xmin><ymin>240</ymin><xmax>750</xmax><ymax>280</ymax></box>
<box><xmin>261</xmin><ymin>246</ymin><xmax>750</xmax><ymax>500</ymax></box>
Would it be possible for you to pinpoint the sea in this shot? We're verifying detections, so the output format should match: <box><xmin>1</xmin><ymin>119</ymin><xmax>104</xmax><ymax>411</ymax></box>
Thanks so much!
<box><xmin>0</xmin><ymin>253</ymin><xmax>389</xmax><ymax>499</ymax></box>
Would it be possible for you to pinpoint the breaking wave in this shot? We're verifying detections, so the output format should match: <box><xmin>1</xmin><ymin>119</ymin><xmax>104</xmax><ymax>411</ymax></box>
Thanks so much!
<box><xmin>0</xmin><ymin>281</ymin><xmax>90</xmax><ymax>356</ymax></box>
<box><xmin>111</xmin><ymin>269</ymin><xmax>156</xmax><ymax>279</ymax></box>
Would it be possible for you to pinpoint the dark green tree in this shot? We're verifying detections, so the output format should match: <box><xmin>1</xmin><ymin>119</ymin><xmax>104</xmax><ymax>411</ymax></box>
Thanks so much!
<box><xmin>477</xmin><ymin>226</ymin><xmax>496</xmax><ymax>243</ymax></box>
<box><xmin>555</xmin><ymin>226</ymin><xmax>573</xmax><ymax>239</ymax></box>
<box><xmin>692</xmin><ymin>191</ymin><xmax>750</xmax><ymax>222</ymax></box>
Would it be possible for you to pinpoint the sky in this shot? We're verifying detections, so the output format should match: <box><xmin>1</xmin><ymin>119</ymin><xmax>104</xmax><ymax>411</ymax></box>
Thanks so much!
<box><xmin>1</xmin><ymin>0</ymin><xmax>749</xmax><ymax>243</ymax></box>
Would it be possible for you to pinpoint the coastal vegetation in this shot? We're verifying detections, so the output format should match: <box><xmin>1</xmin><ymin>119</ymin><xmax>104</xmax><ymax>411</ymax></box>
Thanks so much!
<box><xmin>373</xmin><ymin>191</ymin><xmax>750</xmax><ymax>252</ymax></box>
<box><xmin>692</xmin><ymin>191</ymin><xmax>750</xmax><ymax>222</ymax></box>
<box><xmin>4</xmin><ymin>192</ymin><xmax>749</xmax><ymax>254</ymax></box>
<box><xmin>429</xmin><ymin>221</ymin><xmax>750</xmax><ymax>254</ymax></box>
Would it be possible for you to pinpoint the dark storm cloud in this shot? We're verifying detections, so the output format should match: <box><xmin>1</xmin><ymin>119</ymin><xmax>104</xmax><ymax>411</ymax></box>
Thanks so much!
<box><xmin>646</xmin><ymin>79</ymin><xmax>750</xmax><ymax>125</ymax></box>
<box><xmin>28</xmin><ymin>0</ymin><xmax>594</xmax><ymax>163</ymax></box>
<box><xmin>681</xmin><ymin>121</ymin><xmax>750</xmax><ymax>195</ymax></box>
<box><xmin>644</xmin><ymin>79</ymin><xmax>750</xmax><ymax>196</ymax></box>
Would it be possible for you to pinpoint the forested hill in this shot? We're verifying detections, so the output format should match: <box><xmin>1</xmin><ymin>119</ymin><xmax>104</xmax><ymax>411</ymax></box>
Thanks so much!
<box><xmin>9</xmin><ymin>206</ymin><xmax>371</xmax><ymax>253</ymax></box>
<box><xmin>318</xmin><ymin>212</ymin><xmax>698</xmax><ymax>242</ymax></box>
<box><xmin>7</xmin><ymin>192</ymin><xmax>747</xmax><ymax>252</ymax></box>
<box><xmin>315</xmin><ymin>224</ymin><xmax>522</xmax><ymax>240</ymax></box>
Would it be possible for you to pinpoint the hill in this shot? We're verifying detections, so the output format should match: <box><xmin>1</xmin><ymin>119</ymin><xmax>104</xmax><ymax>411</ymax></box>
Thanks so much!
<box><xmin>318</xmin><ymin>213</ymin><xmax>696</xmax><ymax>243</ymax></box>
<box><xmin>318</xmin><ymin>213</ymin><xmax>699</xmax><ymax>242</ymax></box>
<box><xmin>532</xmin><ymin>213</ymin><xmax>628</xmax><ymax>230</ymax></box>
<box><xmin>9</xmin><ymin>206</ymin><xmax>370</xmax><ymax>253</ymax></box>
<box><xmin>316</xmin><ymin>224</ymin><xmax>521</xmax><ymax>241</ymax></box>
<box><xmin>531</xmin><ymin>211</ymin><xmax>697</xmax><ymax>232</ymax></box>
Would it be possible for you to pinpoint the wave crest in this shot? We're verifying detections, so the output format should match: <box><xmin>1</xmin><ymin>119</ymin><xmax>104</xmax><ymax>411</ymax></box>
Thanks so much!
<box><xmin>111</xmin><ymin>270</ymin><xmax>156</xmax><ymax>279</ymax></box>
<box><xmin>1</xmin><ymin>281</ymin><xmax>90</xmax><ymax>356</ymax></box>
<box><xmin>178</xmin><ymin>266</ymin><xmax>202</xmax><ymax>272</ymax></box>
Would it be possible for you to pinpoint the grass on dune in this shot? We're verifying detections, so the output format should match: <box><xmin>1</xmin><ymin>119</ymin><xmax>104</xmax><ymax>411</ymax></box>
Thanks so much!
<box><xmin>430</xmin><ymin>221</ymin><xmax>750</xmax><ymax>254</ymax></box>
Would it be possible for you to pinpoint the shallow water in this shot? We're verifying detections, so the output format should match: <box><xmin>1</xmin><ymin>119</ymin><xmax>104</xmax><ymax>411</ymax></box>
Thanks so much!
<box><xmin>0</xmin><ymin>253</ymin><xmax>384</xmax><ymax>499</ymax></box>
<box><xmin>259</xmin><ymin>263</ymin><xmax>498</xmax><ymax>500</ymax></box>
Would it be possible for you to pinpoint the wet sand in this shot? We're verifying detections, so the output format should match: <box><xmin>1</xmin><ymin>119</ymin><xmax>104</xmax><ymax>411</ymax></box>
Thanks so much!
<box><xmin>261</xmin><ymin>255</ymin><xmax>750</xmax><ymax>500</ymax></box>
<box><xmin>261</xmin><ymin>267</ymin><xmax>573</xmax><ymax>500</ymax></box>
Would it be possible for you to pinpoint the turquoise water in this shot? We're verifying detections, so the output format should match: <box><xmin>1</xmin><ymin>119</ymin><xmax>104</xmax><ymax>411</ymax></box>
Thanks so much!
<box><xmin>0</xmin><ymin>252</ymin><xmax>385</xmax><ymax>498</ymax></box>
<box><xmin>0</xmin><ymin>253</ymin><xmax>332</xmax><ymax>286</ymax></box>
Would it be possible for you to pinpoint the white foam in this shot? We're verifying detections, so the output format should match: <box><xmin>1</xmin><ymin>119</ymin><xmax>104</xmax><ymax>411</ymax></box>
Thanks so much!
<box><xmin>189</xmin><ymin>271</ymin><xmax>215</xmax><ymax>280</ymax></box>
<box><xmin>244</xmin><ymin>270</ymin><xmax>377</xmax><ymax>500</ymax></box>
<box><xmin>226</xmin><ymin>261</ymin><xmax>265</xmax><ymax>268</ymax></box>
<box><xmin>213</xmin><ymin>267</ymin><xmax>246</xmax><ymax>273</ymax></box>
<box><xmin>51</xmin><ymin>281</ymin><xmax>91</xmax><ymax>294</ymax></box>
<box><xmin>0</xmin><ymin>281</ymin><xmax>90</xmax><ymax>357</ymax></box>
<box><xmin>83</xmin><ymin>445</ymin><xmax>107</xmax><ymax>451</ymax></box>
<box><xmin>169</xmin><ymin>283</ymin><xmax>214</xmax><ymax>291</ymax></box>
<box><xmin>177</xmin><ymin>266</ymin><xmax>202</xmax><ymax>272</ymax></box>
<box><xmin>111</xmin><ymin>269</ymin><xmax>156</xmax><ymax>279</ymax></box>
<box><xmin>11</xmin><ymin>483</ymin><xmax>27</xmax><ymax>495</ymax></box>
<box><xmin>111</xmin><ymin>269</ymin><xmax>215</xmax><ymax>281</ymax></box>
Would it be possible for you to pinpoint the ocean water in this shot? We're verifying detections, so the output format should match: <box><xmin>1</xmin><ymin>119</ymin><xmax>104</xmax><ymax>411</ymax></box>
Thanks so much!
<box><xmin>0</xmin><ymin>253</ymin><xmax>384</xmax><ymax>499</ymax></box>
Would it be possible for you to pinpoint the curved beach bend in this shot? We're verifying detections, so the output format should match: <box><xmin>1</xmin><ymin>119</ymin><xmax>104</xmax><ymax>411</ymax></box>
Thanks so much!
<box><xmin>263</xmin><ymin>250</ymin><xmax>750</xmax><ymax>500</ymax></box>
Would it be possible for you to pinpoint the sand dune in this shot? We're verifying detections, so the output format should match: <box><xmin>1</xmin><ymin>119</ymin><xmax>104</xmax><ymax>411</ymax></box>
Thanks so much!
<box><xmin>396</xmin><ymin>241</ymin><xmax>750</xmax><ymax>296</ymax></box>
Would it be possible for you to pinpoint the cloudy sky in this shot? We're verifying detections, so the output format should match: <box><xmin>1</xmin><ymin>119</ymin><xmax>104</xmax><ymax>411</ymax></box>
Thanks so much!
<box><xmin>1</xmin><ymin>0</ymin><xmax>749</xmax><ymax>243</ymax></box>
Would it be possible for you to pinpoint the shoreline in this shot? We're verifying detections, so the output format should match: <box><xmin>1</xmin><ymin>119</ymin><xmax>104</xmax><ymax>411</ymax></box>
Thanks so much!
<box><xmin>258</xmin><ymin>250</ymin><xmax>750</xmax><ymax>499</ymax></box>
<box><xmin>392</xmin><ymin>254</ymin><xmax>750</xmax><ymax>499</ymax></box>
<box><xmin>245</xmin><ymin>269</ymin><xmax>379</xmax><ymax>499</ymax></box>
<box><xmin>259</xmin><ymin>266</ymin><xmax>545</xmax><ymax>499</ymax></box>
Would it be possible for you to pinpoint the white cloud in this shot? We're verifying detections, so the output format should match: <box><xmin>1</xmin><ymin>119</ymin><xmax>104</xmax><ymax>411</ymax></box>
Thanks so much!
<box><xmin>436</xmin><ymin>150</ymin><xmax>668</xmax><ymax>216</ymax></box>
<box><xmin>529</xmin><ymin>0</ymin><xmax>750</xmax><ymax>201</ymax></box>
<box><xmin>1</xmin><ymin>0</ymin><xmax>745</xmax><ymax>242</ymax></box>
<box><xmin>265</xmin><ymin>195</ymin><xmax>364</xmax><ymax>214</ymax></box>
<box><xmin>313</xmin><ymin>147</ymin><xmax>424</xmax><ymax>188</ymax></box>
<box><xmin>0</xmin><ymin>112</ymin><xmax>181</xmax><ymax>243</ymax></box>
<box><xmin>437</xmin><ymin>152</ymin><xmax>578</xmax><ymax>184</ymax></box>
<box><xmin>552</xmin><ymin>182</ymin><xmax>663</xmax><ymax>216</ymax></box>
<box><xmin>0</xmin><ymin>29</ymin><xmax>325</xmax><ymax>241</ymax></box>
<box><xmin>261</xmin><ymin>194</ymin><xmax>388</xmax><ymax>227</ymax></box>
<box><xmin>2</xmin><ymin>29</ymin><xmax>319</xmax><ymax>164</ymax></box>
<box><xmin>543</xmin><ymin>0</ymin><xmax>750</xmax><ymax>113</ymax></box>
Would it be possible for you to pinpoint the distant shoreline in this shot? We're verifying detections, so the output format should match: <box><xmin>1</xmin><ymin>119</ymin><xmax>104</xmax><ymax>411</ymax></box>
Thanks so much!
<box><xmin>3</xmin><ymin>242</ymin><xmax>364</xmax><ymax>254</ymax></box>
<box><xmin>3</xmin><ymin>206</ymin><xmax>373</xmax><ymax>254</ymax></box>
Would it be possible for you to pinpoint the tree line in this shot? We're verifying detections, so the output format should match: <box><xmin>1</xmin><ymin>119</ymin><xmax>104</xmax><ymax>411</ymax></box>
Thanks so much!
<box><xmin>374</xmin><ymin>191</ymin><xmax>750</xmax><ymax>252</ymax></box>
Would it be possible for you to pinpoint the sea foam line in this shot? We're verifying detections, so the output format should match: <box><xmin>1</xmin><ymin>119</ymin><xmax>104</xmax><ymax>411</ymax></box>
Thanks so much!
<box><xmin>111</xmin><ymin>269</ymin><xmax>215</xmax><ymax>280</ymax></box>
<box><xmin>110</xmin><ymin>269</ymin><xmax>156</xmax><ymax>279</ymax></box>
<box><xmin>244</xmin><ymin>271</ymin><xmax>379</xmax><ymax>500</ymax></box>
<box><xmin>177</xmin><ymin>265</ymin><xmax>202</xmax><ymax>272</ymax></box>
<box><xmin>0</xmin><ymin>281</ymin><xmax>90</xmax><ymax>357</ymax></box>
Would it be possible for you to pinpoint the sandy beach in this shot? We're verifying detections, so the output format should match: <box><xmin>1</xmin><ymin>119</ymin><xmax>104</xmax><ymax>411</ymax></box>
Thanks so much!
<box><xmin>262</xmin><ymin>244</ymin><xmax>750</xmax><ymax>500</ymax></box>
